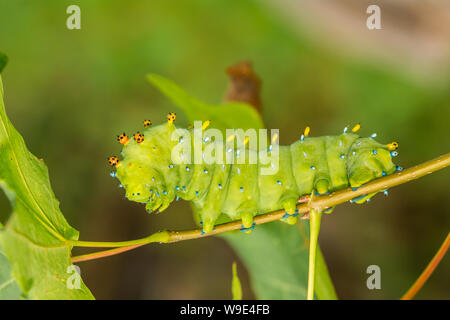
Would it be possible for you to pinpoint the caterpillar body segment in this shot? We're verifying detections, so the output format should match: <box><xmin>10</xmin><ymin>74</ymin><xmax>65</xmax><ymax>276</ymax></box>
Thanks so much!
<box><xmin>112</xmin><ymin>121</ymin><xmax>397</xmax><ymax>233</ymax></box>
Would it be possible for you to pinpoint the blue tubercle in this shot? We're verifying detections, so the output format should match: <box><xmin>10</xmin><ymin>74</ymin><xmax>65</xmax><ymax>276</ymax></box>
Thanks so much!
<box><xmin>240</xmin><ymin>222</ymin><xmax>256</xmax><ymax>233</ymax></box>
<box><xmin>350</xmin><ymin>194</ymin><xmax>369</xmax><ymax>203</ymax></box>
<box><xmin>323</xmin><ymin>207</ymin><xmax>334</xmax><ymax>213</ymax></box>
<box><xmin>282</xmin><ymin>208</ymin><xmax>299</xmax><ymax>219</ymax></box>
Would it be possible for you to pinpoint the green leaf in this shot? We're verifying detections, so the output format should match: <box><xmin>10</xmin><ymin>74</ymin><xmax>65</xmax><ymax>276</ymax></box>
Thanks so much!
<box><xmin>223</xmin><ymin>222</ymin><xmax>336</xmax><ymax>299</ymax></box>
<box><xmin>224</xmin><ymin>223</ymin><xmax>308</xmax><ymax>299</ymax></box>
<box><xmin>149</xmin><ymin>74</ymin><xmax>336</xmax><ymax>300</ymax></box>
<box><xmin>0</xmin><ymin>240</ymin><xmax>24</xmax><ymax>299</ymax></box>
<box><xmin>147</xmin><ymin>73</ymin><xmax>264</xmax><ymax>132</ymax></box>
<box><xmin>0</xmin><ymin>75</ymin><xmax>94</xmax><ymax>299</ymax></box>
<box><xmin>0</xmin><ymin>52</ymin><xmax>7</xmax><ymax>73</ymax></box>
<box><xmin>315</xmin><ymin>245</ymin><xmax>337</xmax><ymax>300</ymax></box>
<box><xmin>0</xmin><ymin>224</ymin><xmax>23</xmax><ymax>300</ymax></box>
<box><xmin>231</xmin><ymin>262</ymin><xmax>242</xmax><ymax>300</ymax></box>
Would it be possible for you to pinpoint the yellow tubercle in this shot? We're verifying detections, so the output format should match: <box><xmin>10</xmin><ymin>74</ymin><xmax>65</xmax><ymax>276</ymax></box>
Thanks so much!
<box><xmin>387</xmin><ymin>141</ymin><xmax>399</xmax><ymax>151</ymax></box>
<box><xmin>271</xmin><ymin>133</ymin><xmax>279</xmax><ymax>143</ymax></box>
<box><xmin>202</xmin><ymin>120</ymin><xmax>211</xmax><ymax>130</ymax></box>
<box><xmin>352</xmin><ymin>123</ymin><xmax>361</xmax><ymax>132</ymax></box>
<box><xmin>227</xmin><ymin>134</ymin><xmax>236</xmax><ymax>142</ymax></box>
<box><xmin>304</xmin><ymin>126</ymin><xmax>310</xmax><ymax>137</ymax></box>
<box><xmin>143</xmin><ymin>120</ymin><xmax>152</xmax><ymax>128</ymax></box>
<box><xmin>167</xmin><ymin>112</ymin><xmax>176</xmax><ymax>125</ymax></box>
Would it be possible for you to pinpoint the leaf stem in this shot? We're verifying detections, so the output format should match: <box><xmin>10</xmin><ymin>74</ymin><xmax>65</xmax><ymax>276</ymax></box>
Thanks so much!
<box><xmin>71</xmin><ymin>153</ymin><xmax>450</xmax><ymax>263</ymax></box>
<box><xmin>401</xmin><ymin>232</ymin><xmax>450</xmax><ymax>300</ymax></box>
<box><xmin>72</xmin><ymin>244</ymin><xmax>146</xmax><ymax>263</ymax></box>
<box><xmin>307</xmin><ymin>208</ymin><xmax>322</xmax><ymax>300</ymax></box>
<box><xmin>69</xmin><ymin>231</ymin><xmax>170</xmax><ymax>248</ymax></box>
<box><xmin>231</xmin><ymin>262</ymin><xmax>243</xmax><ymax>300</ymax></box>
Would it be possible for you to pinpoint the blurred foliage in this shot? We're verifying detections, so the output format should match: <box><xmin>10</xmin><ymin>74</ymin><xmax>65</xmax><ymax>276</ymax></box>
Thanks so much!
<box><xmin>223</xmin><ymin>222</ymin><xmax>338</xmax><ymax>299</ymax></box>
<box><xmin>147</xmin><ymin>73</ymin><xmax>264</xmax><ymax>131</ymax></box>
<box><xmin>0</xmin><ymin>52</ymin><xmax>7</xmax><ymax>73</ymax></box>
<box><xmin>231</xmin><ymin>262</ymin><xmax>242</xmax><ymax>300</ymax></box>
<box><xmin>0</xmin><ymin>0</ymin><xmax>448</xmax><ymax>299</ymax></box>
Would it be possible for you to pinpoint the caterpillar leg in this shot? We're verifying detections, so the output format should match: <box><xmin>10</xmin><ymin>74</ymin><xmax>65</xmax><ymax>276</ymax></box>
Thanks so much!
<box><xmin>144</xmin><ymin>187</ymin><xmax>173</xmax><ymax>213</ymax></box>
<box><xmin>202</xmin><ymin>217</ymin><xmax>216</xmax><ymax>234</ymax></box>
<box><xmin>229</xmin><ymin>200</ymin><xmax>258</xmax><ymax>234</ymax></box>
<box><xmin>157</xmin><ymin>196</ymin><xmax>173</xmax><ymax>213</ymax></box>
<box><xmin>241</xmin><ymin>211</ymin><xmax>255</xmax><ymax>229</ymax></box>
<box><xmin>323</xmin><ymin>206</ymin><xmax>335</xmax><ymax>214</ymax></box>
<box><xmin>315</xmin><ymin>179</ymin><xmax>329</xmax><ymax>195</ymax></box>
<box><xmin>350</xmin><ymin>191</ymin><xmax>378</xmax><ymax>204</ymax></box>
<box><xmin>198</xmin><ymin>207</ymin><xmax>222</xmax><ymax>233</ymax></box>
<box><xmin>145</xmin><ymin>196</ymin><xmax>162</xmax><ymax>213</ymax></box>
<box><xmin>240</xmin><ymin>222</ymin><xmax>256</xmax><ymax>234</ymax></box>
<box><xmin>280</xmin><ymin>198</ymin><xmax>298</xmax><ymax>225</ymax></box>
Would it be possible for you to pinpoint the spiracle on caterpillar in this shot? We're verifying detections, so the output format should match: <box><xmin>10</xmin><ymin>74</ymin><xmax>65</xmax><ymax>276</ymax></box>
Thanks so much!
<box><xmin>108</xmin><ymin>114</ymin><xmax>400</xmax><ymax>234</ymax></box>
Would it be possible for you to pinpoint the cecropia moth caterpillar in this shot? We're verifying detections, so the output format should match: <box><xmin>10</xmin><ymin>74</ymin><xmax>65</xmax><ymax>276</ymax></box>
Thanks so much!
<box><xmin>109</xmin><ymin>114</ymin><xmax>400</xmax><ymax>234</ymax></box>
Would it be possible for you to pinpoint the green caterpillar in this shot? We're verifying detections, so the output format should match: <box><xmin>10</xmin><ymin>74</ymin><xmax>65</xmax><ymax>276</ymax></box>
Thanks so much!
<box><xmin>108</xmin><ymin>114</ymin><xmax>400</xmax><ymax>233</ymax></box>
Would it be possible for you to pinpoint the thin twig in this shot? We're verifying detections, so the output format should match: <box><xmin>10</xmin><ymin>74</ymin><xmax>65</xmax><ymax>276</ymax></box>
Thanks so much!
<box><xmin>71</xmin><ymin>153</ymin><xmax>450</xmax><ymax>263</ymax></box>
<box><xmin>401</xmin><ymin>232</ymin><xmax>450</xmax><ymax>300</ymax></box>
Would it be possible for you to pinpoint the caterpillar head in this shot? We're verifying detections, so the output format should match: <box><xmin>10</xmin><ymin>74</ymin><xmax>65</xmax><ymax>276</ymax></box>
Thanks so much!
<box><xmin>347</xmin><ymin>138</ymin><xmax>398</xmax><ymax>188</ymax></box>
<box><xmin>110</xmin><ymin>122</ymin><xmax>178</xmax><ymax>212</ymax></box>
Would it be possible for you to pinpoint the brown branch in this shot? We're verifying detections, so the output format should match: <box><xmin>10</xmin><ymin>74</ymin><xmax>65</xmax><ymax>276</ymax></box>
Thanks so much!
<box><xmin>224</xmin><ymin>60</ymin><xmax>262</xmax><ymax>112</ymax></box>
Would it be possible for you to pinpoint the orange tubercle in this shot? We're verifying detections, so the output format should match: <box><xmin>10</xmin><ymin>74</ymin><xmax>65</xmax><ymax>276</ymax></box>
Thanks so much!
<box><xmin>117</xmin><ymin>133</ymin><xmax>130</xmax><ymax>145</ymax></box>
<box><xmin>387</xmin><ymin>142</ymin><xmax>399</xmax><ymax>151</ymax></box>
<box><xmin>143</xmin><ymin>120</ymin><xmax>152</xmax><ymax>128</ymax></box>
<box><xmin>134</xmin><ymin>132</ymin><xmax>144</xmax><ymax>143</ymax></box>
<box><xmin>167</xmin><ymin>112</ymin><xmax>176</xmax><ymax>124</ymax></box>
<box><xmin>108</xmin><ymin>156</ymin><xmax>120</xmax><ymax>167</ymax></box>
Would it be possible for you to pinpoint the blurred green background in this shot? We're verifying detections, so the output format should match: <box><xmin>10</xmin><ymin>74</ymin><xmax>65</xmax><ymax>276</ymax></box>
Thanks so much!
<box><xmin>0</xmin><ymin>0</ymin><xmax>449</xmax><ymax>299</ymax></box>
